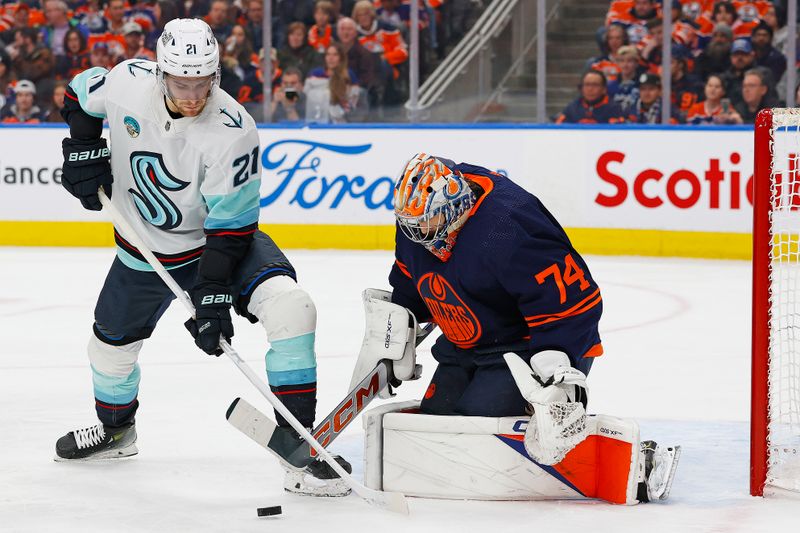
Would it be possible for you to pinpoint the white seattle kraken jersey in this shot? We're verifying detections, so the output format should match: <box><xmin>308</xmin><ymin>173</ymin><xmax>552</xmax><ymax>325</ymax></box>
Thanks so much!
<box><xmin>69</xmin><ymin>59</ymin><xmax>262</xmax><ymax>271</ymax></box>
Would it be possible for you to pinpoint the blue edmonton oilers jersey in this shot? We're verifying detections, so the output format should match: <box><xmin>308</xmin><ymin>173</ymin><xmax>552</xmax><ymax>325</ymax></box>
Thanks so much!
<box><xmin>389</xmin><ymin>164</ymin><xmax>604</xmax><ymax>367</ymax></box>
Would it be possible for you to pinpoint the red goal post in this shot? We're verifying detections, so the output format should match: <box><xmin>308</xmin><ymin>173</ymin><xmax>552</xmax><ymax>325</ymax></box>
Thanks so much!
<box><xmin>752</xmin><ymin>108</ymin><xmax>800</xmax><ymax>497</ymax></box>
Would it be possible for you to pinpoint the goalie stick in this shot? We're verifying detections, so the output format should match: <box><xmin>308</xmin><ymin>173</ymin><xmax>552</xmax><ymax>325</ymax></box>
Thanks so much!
<box><xmin>226</xmin><ymin>323</ymin><xmax>436</xmax><ymax>468</ymax></box>
<box><xmin>97</xmin><ymin>189</ymin><xmax>409</xmax><ymax>515</ymax></box>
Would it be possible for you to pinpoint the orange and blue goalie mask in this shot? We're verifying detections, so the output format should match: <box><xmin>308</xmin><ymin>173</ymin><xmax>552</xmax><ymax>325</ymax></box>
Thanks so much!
<box><xmin>394</xmin><ymin>153</ymin><xmax>476</xmax><ymax>247</ymax></box>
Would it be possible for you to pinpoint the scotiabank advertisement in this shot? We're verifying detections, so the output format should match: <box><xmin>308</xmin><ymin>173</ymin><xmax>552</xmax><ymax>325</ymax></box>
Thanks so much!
<box><xmin>576</xmin><ymin>129</ymin><xmax>753</xmax><ymax>233</ymax></box>
<box><xmin>0</xmin><ymin>125</ymin><xmax>754</xmax><ymax>234</ymax></box>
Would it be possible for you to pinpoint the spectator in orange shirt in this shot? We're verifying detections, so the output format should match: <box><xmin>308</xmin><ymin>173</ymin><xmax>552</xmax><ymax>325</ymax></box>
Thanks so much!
<box><xmin>54</xmin><ymin>27</ymin><xmax>91</xmax><ymax>80</ymax></box>
<box><xmin>713</xmin><ymin>0</ymin><xmax>758</xmax><ymax>38</ymax></box>
<box><xmin>669</xmin><ymin>0</ymin><xmax>699</xmax><ymax>50</ymax></box>
<box><xmin>352</xmin><ymin>0</ymin><xmax>407</xmax><ymax>78</ymax></box>
<box><xmin>588</xmin><ymin>23</ymin><xmax>628</xmax><ymax>85</ymax></box>
<box><xmin>309</xmin><ymin>0</ymin><xmax>336</xmax><ymax>54</ymax></box>
<box><xmin>2</xmin><ymin>4</ymin><xmax>41</xmax><ymax>40</ymax></box>
<box><xmin>687</xmin><ymin>73</ymin><xmax>743</xmax><ymax>124</ymax></box>
<box><xmin>0</xmin><ymin>79</ymin><xmax>44</xmax><ymax>123</ymax></box>
<box><xmin>606</xmin><ymin>0</ymin><xmax>659</xmax><ymax>45</ymax></box>
<box><xmin>86</xmin><ymin>0</ymin><xmax>128</xmax><ymax>59</ymax></box>
<box><xmin>732</xmin><ymin>1</ymin><xmax>771</xmax><ymax>28</ymax></box>
<box><xmin>555</xmin><ymin>70</ymin><xmax>627</xmax><ymax>124</ymax></box>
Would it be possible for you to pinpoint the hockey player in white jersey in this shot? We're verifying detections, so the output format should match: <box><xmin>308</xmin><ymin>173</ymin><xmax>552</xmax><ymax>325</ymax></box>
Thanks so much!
<box><xmin>54</xmin><ymin>18</ymin><xmax>350</xmax><ymax>497</ymax></box>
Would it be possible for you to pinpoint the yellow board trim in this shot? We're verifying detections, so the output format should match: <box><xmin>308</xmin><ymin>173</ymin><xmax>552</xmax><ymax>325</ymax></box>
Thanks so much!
<box><xmin>0</xmin><ymin>221</ymin><xmax>752</xmax><ymax>259</ymax></box>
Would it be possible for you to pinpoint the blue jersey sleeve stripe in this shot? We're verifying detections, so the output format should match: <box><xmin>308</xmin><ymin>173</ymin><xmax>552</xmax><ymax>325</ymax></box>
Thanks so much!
<box><xmin>204</xmin><ymin>206</ymin><xmax>260</xmax><ymax>230</ymax></box>
<box><xmin>68</xmin><ymin>67</ymin><xmax>108</xmax><ymax>119</ymax></box>
<box><xmin>204</xmin><ymin>179</ymin><xmax>261</xmax><ymax>222</ymax></box>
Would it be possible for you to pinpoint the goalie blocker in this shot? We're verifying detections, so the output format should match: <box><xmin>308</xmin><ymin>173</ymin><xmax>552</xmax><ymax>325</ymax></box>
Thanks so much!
<box><xmin>362</xmin><ymin>402</ymin><xmax>679</xmax><ymax>505</ymax></box>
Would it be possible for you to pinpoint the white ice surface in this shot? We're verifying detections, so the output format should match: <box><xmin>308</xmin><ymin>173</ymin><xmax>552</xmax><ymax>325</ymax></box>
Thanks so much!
<box><xmin>0</xmin><ymin>248</ymin><xmax>797</xmax><ymax>532</ymax></box>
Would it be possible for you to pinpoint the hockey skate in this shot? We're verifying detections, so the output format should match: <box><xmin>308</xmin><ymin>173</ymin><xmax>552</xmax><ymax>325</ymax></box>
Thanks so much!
<box><xmin>54</xmin><ymin>422</ymin><xmax>138</xmax><ymax>461</ymax></box>
<box><xmin>637</xmin><ymin>440</ymin><xmax>681</xmax><ymax>502</ymax></box>
<box><xmin>282</xmin><ymin>455</ymin><xmax>353</xmax><ymax>497</ymax></box>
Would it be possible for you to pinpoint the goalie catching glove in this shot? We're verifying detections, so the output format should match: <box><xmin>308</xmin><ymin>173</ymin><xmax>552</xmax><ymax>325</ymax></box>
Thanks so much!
<box><xmin>349</xmin><ymin>289</ymin><xmax>424</xmax><ymax>399</ymax></box>
<box><xmin>504</xmin><ymin>351</ymin><xmax>589</xmax><ymax>465</ymax></box>
<box><xmin>61</xmin><ymin>137</ymin><xmax>113</xmax><ymax>211</ymax></box>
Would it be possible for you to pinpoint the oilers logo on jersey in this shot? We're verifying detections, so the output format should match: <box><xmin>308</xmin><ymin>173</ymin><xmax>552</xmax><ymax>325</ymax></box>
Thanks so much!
<box><xmin>416</xmin><ymin>272</ymin><xmax>481</xmax><ymax>347</ymax></box>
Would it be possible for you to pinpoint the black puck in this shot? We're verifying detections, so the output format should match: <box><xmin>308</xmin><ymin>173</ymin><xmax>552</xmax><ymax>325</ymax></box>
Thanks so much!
<box><xmin>257</xmin><ymin>506</ymin><xmax>282</xmax><ymax>517</ymax></box>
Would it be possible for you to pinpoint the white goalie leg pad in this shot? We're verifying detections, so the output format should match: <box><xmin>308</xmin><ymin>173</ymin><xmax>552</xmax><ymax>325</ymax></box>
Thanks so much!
<box><xmin>247</xmin><ymin>275</ymin><xmax>316</xmax><ymax>341</ymax></box>
<box><xmin>88</xmin><ymin>335</ymin><xmax>142</xmax><ymax>377</ymax></box>
<box><xmin>349</xmin><ymin>289</ymin><xmax>420</xmax><ymax>398</ymax></box>
<box><xmin>362</xmin><ymin>403</ymin><xmax>644</xmax><ymax>504</ymax></box>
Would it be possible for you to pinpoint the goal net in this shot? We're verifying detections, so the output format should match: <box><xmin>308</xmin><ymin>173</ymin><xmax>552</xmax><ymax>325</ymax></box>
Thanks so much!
<box><xmin>752</xmin><ymin>108</ymin><xmax>800</xmax><ymax>496</ymax></box>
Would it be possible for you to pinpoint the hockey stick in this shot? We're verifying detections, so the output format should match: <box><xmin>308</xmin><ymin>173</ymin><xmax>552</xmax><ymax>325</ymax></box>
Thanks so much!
<box><xmin>227</xmin><ymin>323</ymin><xmax>436</xmax><ymax>468</ymax></box>
<box><xmin>97</xmin><ymin>189</ymin><xmax>409</xmax><ymax>515</ymax></box>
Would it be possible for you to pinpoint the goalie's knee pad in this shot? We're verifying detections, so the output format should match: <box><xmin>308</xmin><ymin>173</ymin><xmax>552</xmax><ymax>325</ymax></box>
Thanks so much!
<box><xmin>87</xmin><ymin>334</ymin><xmax>142</xmax><ymax>406</ymax></box>
<box><xmin>247</xmin><ymin>275</ymin><xmax>317</xmax><ymax>387</ymax></box>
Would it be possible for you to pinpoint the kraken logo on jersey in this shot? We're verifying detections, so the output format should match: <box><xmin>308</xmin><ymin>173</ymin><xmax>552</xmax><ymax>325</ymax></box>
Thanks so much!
<box><xmin>128</xmin><ymin>152</ymin><xmax>189</xmax><ymax>230</ymax></box>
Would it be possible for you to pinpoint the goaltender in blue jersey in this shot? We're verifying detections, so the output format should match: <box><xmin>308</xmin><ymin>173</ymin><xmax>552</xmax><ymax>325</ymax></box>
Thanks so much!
<box><xmin>390</xmin><ymin>154</ymin><xmax>602</xmax><ymax>417</ymax></box>
<box><xmin>348</xmin><ymin>154</ymin><xmax>680</xmax><ymax>504</ymax></box>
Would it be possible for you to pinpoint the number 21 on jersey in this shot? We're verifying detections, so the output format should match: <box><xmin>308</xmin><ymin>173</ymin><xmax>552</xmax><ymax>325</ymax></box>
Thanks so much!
<box><xmin>534</xmin><ymin>253</ymin><xmax>590</xmax><ymax>304</ymax></box>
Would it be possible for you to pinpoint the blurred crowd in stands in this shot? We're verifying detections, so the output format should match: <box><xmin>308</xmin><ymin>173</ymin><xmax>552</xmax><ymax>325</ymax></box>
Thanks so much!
<box><xmin>556</xmin><ymin>0</ymin><xmax>798</xmax><ymax>125</ymax></box>
<box><xmin>0</xmin><ymin>0</ymin><xmax>481</xmax><ymax>123</ymax></box>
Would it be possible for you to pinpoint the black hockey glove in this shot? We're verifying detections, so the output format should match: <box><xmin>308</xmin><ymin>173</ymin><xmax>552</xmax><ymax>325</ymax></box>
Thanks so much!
<box><xmin>61</xmin><ymin>137</ymin><xmax>113</xmax><ymax>211</ymax></box>
<box><xmin>185</xmin><ymin>283</ymin><xmax>234</xmax><ymax>356</ymax></box>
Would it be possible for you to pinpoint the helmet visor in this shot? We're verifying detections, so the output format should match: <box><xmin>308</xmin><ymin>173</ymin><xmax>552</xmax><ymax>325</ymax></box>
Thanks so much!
<box><xmin>164</xmin><ymin>73</ymin><xmax>214</xmax><ymax>101</ymax></box>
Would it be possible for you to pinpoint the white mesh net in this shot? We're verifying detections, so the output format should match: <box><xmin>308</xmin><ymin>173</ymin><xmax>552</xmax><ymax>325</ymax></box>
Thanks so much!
<box><xmin>767</xmin><ymin>109</ymin><xmax>800</xmax><ymax>492</ymax></box>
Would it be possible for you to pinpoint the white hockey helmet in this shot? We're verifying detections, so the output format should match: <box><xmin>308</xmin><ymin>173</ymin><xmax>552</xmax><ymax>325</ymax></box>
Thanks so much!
<box><xmin>156</xmin><ymin>18</ymin><xmax>219</xmax><ymax>98</ymax></box>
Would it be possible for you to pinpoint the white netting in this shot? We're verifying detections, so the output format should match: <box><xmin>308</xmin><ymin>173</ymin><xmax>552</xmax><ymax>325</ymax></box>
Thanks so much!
<box><xmin>767</xmin><ymin>109</ymin><xmax>800</xmax><ymax>492</ymax></box>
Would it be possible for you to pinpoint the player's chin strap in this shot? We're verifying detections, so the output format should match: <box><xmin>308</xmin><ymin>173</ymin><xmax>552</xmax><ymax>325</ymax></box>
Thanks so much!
<box><xmin>96</xmin><ymin>189</ymin><xmax>409</xmax><ymax>515</ymax></box>
<box><xmin>504</xmin><ymin>351</ymin><xmax>589</xmax><ymax>465</ymax></box>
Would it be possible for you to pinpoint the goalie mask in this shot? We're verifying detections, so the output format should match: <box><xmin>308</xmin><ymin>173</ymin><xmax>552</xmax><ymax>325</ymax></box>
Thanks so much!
<box><xmin>394</xmin><ymin>153</ymin><xmax>476</xmax><ymax>259</ymax></box>
<box><xmin>156</xmin><ymin>18</ymin><xmax>220</xmax><ymax>103</ymax></box>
